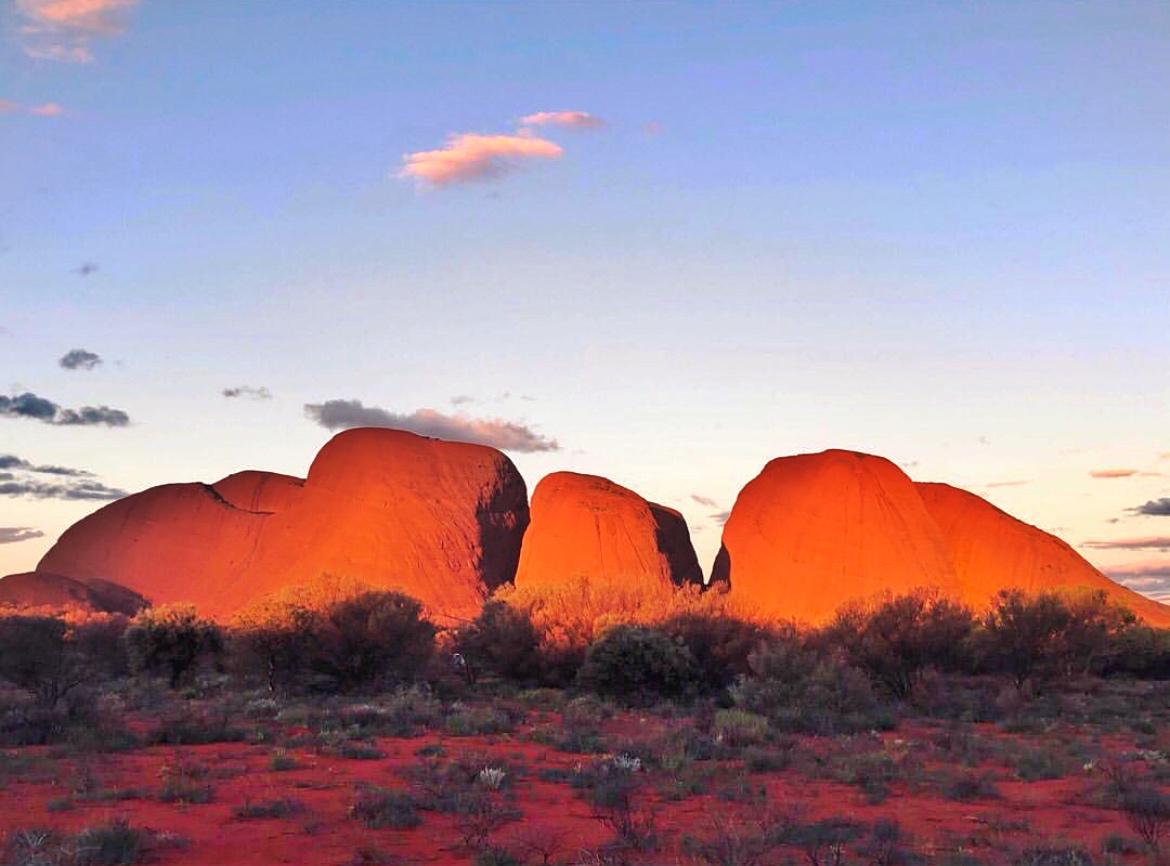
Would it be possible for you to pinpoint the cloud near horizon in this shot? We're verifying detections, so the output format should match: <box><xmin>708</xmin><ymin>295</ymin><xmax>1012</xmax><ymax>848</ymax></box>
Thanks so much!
<box><xmin>1133</xmin><ymin>498</ymin><xmax>1170</xmax><ymax>517</ymax></box>
<box><xmin>1090</xmin><ymin>468</ymin><xmax>1139</xmax><ymax>479</ymax></box>
<box><xmin>304</xmin><ymin>399</ymin><xmax>559</xmax><ymax>453</ymax></box>
<box><xmin>18</xmin><ymin>0</ymin><xmax>139</xmax><ymax>63</ymax></box>
<box><xmin>520</xmin><ymin>110</ymin><xmax>605</xmax><ymax>130</ymax></box>
<box><xmin>1105</xmin><ymin>561</ymin><xmax>1170</xmax><ymax>603</ymax></box>
<box><xmin>690</xmin><ymin>494</ymin><xmax>718</xmax><ymax>508</ymax></box>
<box><xmin>0</xmin><ymin>527</ymin><xmax>45</xmax><ymax>544</ymax></box>
<box><xmin>0</xmin><ymin>478</ymin><xmax>126</xmax><ymax>501</ymax></box>
<box><xmin>0</xmin><ymin>392</ymin><xmax>129</xmax><ymax>427</ymax></box>
<box><xmin>399</xmin><ymin>132</ymin><xmax>563</xmax><ymax>187</ymax></box>
<box><xmin>59</xmin><ymin>348</ymin><xmax>102</xmax><ymax>371</ymax></box>
<box><xmin>985</xmin><ymin>479</ymin><xmax>1030</xmax><ymax>488</ymax></box>
<box><xmin>1081</xmin><ymin>537</ymin><xmax>1170</xmax><ymax>552</ymax></box>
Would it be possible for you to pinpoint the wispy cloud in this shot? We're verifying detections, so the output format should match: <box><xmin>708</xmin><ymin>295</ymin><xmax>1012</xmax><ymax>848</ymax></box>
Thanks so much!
<box><xmin>0</xmin><ymin>455</ymin><xmax>93</xmax><ymax>477</ymax></box>
<box><xmin>75</xmin><ymin>262</ymin><xmax>99</xmax><ymax>276</ymax></box>
<box><xmin>1133</xmin><ymin>498</ymin><xmax>1170</xmax><ymax>517</ymax></box>
<box><xmin>59</xmin><ymin>348</ymin><xmax>102</xmax><ymax>371</ymax></box>
<box><xmin>711</xmin><ymin>510</ymin><xmax>731</xmax><ymax>526</ymax></box>
<box><xmin>1090</xmin><ymin>468</ymin><xmax>1139</xmax><ymax>479</ymax></box>
<box><xmin>222</xmin><ymin>385</ymin><xmax>272</xmax><ymax>400</ymax></box>
<box><xmin>690</xmin><ymin>494</ymin><xmax>718</xmax><ymax>508</ymax></box>
<box><xmin>985</xmin><ymin>479</ymin><xmax>1030</xmax><ymax>488</ymax></box>
<box><xmin>1105</xmin><ymin>561</ymin><xmax>1170</xmax><ymax>603</ymax></box>
<box><xmin>29</xmin><ymin>102</ymin><xmax>64</xmax><ymax>116</ymax></box>
<box><xmin>398</xmin><ymin>132</ymin><xmax>563</xmax><ymax>187</ymax></box>
<box><xmin>0</xmin><ymin>478</ymin><xmax>126</xmax><ymax>501</ymax></box>
<box><xmin>0</xmin><ymin>99</ymin><xmax>20</xmax><ymax>113</ymax></box>
<box><xmin>0</xmin><ymin>392</ymin><xmax>129</xmax><ymax>427</ymax></box>
<box><xmin>304</xmin><ymin>399</ymin><xmax>559</xmax><ymax>453</ymax></box>
<box><xmin>1081</xmin><ymin>537</ymin><xmax>1170</xmax><ymax>552</ymax></box>
<box><xmin>0</xmin><ymin>527</ymin><xmax>45</xmax><ymax>544</ymax></box>
<box><xmin>520</xmin><ymin>110</ymin><xmax>605</xmax><ymax>130</ymax></box>
<box><xmin>17</xmin><ymin>0</ymin><xmax>139</xmax><ymax>63</ymax></box>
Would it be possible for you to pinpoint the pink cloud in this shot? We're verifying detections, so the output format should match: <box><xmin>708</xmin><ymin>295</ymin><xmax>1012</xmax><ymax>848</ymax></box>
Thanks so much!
<box><xmin>0</xmin><ymin>99</ymin><xmax>20</xmax><ymax>113</ymax></box>
<box><xmin>1090</xmin><ymin>468</ymin><xmax>1139</xmax><ymax>479</ymax></box>
<box><xmin>17</xmin><ymin>0</ymin><xmax>137</xmax><ymax>63</ymax></box>
<box><xmin>985</xmin><ymin>479</ymin><xmax>1030</xmax><ymax>488</ymax></box>
<box><xmin>1081</xmin><ymin>537</ymin><xmax>1170</xmax><ymax>552</ymax></box>
<box><xmin>520</xmin><ymin>110</ymin><xmax>605</xmax><ymax>130</ymax></box>
<box><xmin>29</xmin><ymin>103</ymin><xmax>64</xmax><ymax>116</ymax></box>
<box><xmin>398</xmin><ymin>132</ymin><xmax>563</xmax><ymax>187</ymax></box>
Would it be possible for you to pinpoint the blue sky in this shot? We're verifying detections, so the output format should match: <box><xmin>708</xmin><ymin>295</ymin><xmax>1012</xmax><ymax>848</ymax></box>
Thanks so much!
<box><xmin>2</xmin><ymin>1</ymin><xmax>1168</xmax><ymax>597</ymax></box>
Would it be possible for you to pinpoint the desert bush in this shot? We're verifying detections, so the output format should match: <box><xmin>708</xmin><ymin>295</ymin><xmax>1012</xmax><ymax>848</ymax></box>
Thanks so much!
<box><xmin>1119</xmin><ymin>784</ymin><xmax>1170</xmax><ymax>852</ymax></box>
<box><xmin>976</xmin><ymin>590</ymin><xmax>1137</xmax><ymax>685</ymax></box>
<box><xmin>446</xmin><ymin>703</ymin><xmax>515</xmax><ymax>736</ymax></box>
<box><xmin>657</xmin><ymin>611</ymin><xmax>766</xmax><ymax>694</ymax></box>
<box><xmin>232</xmin><ymin>599</ymin><xmax>316</xmax><ymax>692</ymax></box>
<box><xmin>454</xmin><ymin>600</ymin><xmax>545</xmax><ymax>684</ymax></box>
<box><xmin>232</xmin><ymin>797</ymin><xmax>305</xmax><ymax>820</ymax></box>
<box><xmin>857</xmin><ymin>820</ymin><xmax>920</xmax><ymax>866</ymax></box>
<box><xmin>349</xmin><ymin>786</ymin><xmax>422</xmax><ymax>829</ymax></box>
<box><xmin>712</xmin><ymin>709</ymin><xmax>769</xmax><ymax>748</ymax></box>
<box><xmin>1104</xmin><ymin>626</ymin><xmax>1170</xmax><ymax>678</ymax></box>
<box><xmin>304</xmin><ymin>591</ymin><xmax>435</xmax><ymax>692</ymax></box>
<box><xmin>824</xmin><ymin>589</ymin><xmax>975</xmax><ymax>699</ymax></box>
<box><xmin>787</xmin><ymin>817</ymin><xmax>866</xmax><ymax>866</ymax></box>
<box><xmin>124</xmin><ymin>605</ymin><xmax>222</xmax><ymax>688</ymax></box>
<box><xmin>577</xmin><ymin>625</ymin><xmax>698</xmax><ymax>703</ymax></box>
<box><xmin>731</xmin><ymin>629</ymin><xmax>892</xmax><ymax>735</ymax></box>
<box><xmin>1011</xmin><ymin>847</ymin><xmax>1095</xmax><ymax>866</ymax></box>
<box><xmin>473</xmin><ymin>846</ymin><xmax>521</xmax><ymax>866</ymax></box>
<box><xmin>0</xmin><ymin>615</ymin><xmax>87</xmax><ymax>708</ymax></box>
<box><xmin>938</xmin><ymin>769</ymin><xmax>1001</xmax><ymax>802</ymax></box>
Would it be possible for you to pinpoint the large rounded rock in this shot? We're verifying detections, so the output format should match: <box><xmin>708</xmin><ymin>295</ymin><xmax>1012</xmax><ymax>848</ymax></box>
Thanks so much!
<box><xmin>918</xmin><ymin>482</ymin><xmax>1170</xmax><ymax>627</ymax></box>
<box><xmin>514</xmin><ymin>472</ymin><xmax>704</xmax><ymax>593</ymax></box>
<box><xmin>37</xmin><ymin>429</ymin><xmax>530</xmax><ymax>621</ymax></box>
<box><xmin>713</xmin><ymin>449</ymin><xmax>962</xmax><ymax>623</ymax></box>
<box><xmin>0</xmin><ymin>571</ymin><xmax>147</xmax><ymax>616</ymax></box>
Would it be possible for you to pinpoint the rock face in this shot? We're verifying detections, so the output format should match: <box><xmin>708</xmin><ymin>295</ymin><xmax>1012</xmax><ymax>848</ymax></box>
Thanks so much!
<box><xmin>713</xmin><ymin>449</ymin><xmax>963</xmax><ymax>623</ymax></box>
<box><xmin>918</xmin><ymin>482</ymin><xmax>1170</xmax><ymax>627</ymax></box>
<box><xmin>0</xmin><ymin>571</ymin><xmax>147</xmax><ymax>616</ymax></box>
<box><xmin>37</xmin><ymin>429</ymin><xmax>530</xmax><ymax>621</ymax></box>
<box><xmin>715</xmin><ymin>448</ymin><xmax>1170</xmax><ymax>626</ymax></box>
<box><xmin>514</xmin><ymin>472</ymin><xmax>704</xmax><ymax>593</ymax></box>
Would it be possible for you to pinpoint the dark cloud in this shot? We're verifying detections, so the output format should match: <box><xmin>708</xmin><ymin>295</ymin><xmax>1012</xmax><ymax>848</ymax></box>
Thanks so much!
<box><xmin>59</xmin><ymin>348</ymin><xmax>102</xmax><ymax>371</ymax></box>
<box><xmin>0</xmin><ymin>455</ymin><xmax>92</xmax><ymax>477</ymax></box>
<box><xmin>1081</xmin><ymin>537</ymin><xmax>1170</xmax><ymax>552</ymax></box>
<box><xmin>1133</xmin><ymin>498</ymin><xmax>1170</xmax><ymax>517</ymax></box>
<box><xmin>450</xmin><ymin>395</ymin><xmax>475</xmax><ymax>406</ymax></box>
<box><xmin>0</xmin><ymin>527</ymin><xmax>44</xmax><ymax>544</ymax></box>
<box><xmin>304</xmin><ymin>399</ymin><xmax>559</xmax><ymax>453</ymax></box>
<box><xmin>222</xmin><ymin>385</ymin><xmax>273</xmax><ymax>400</ymax></box>
<box><xmin>0</xmin><ymin>392</ymin><xmax>129</xmax><ymax>427</ymax></box>
<box><xmin>690</xmin><ymin>494</ymin><xmax>718</xmax><ymax>508</ymax></box>
<box><xmin>711</xmin><ymin>510</ymin><xmax>731</xmax><ymax>526</ymax></box>
<box><xmin>75</xmin><ymin>262</ymin><xmax>99</xmax><ymax>276</ymax></box>
<box><xmin>1105</xmin><ymin>564</ymin><xmax>1170</xmax><ymax>603</ymax></box>
<box><xmin>0</xmin><ymin>478</ymin><xmax>126</xmax><ymax>501</ymax></box>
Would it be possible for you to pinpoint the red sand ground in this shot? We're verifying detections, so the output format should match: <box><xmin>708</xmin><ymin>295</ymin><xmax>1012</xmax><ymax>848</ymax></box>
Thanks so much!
<box><xmin>0</xmin><ymin>710</ymin><xmax>1153</xmax><ymax>866</ymax></box>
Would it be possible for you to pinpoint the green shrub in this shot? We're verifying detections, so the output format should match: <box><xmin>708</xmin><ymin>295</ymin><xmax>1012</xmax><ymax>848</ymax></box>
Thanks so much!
<box><xmin>454</xmin><ymin>600</ymin><xmax>545</xmax><ymax>684</ymax></box>
<box><xmin>232</xmin><ymin>797</ymin><xmax>305</xmax><ymax>820</ymax></box>
<box><xmin>0</xmin><ymin>616</ymin><xmax>86</xmax><ymax>708</ymax></box>
<box><xmin>124</xmin><ymin>605</ymin><xmax>222</xmax><ymax>688</ymax></box>
<box><xmin>712</xmin><ymin>709</ymin><xmax>769</xmax><ymax>748</ymax></box>
<box><xmin>824</xmin><ymin>589</ymin><xmax>975</xmax><ymax>699</ymax></box>
<box><xmin>305</xmin><ymin>591</ymin><xmax>436</xmax><ymax>693</ymax></box>
<box><xmin>349</xmin><ymin>786</ymin><xmax>422</xmax><ymax>829</ymax></box>
<box><xmin>658</xmin><ymin>612</ymin><xmax>766</xmax><ymax>694</ymax></box>
<box><xmin>577</xmin><ymin>625</ymin><xmax>698</xmax><ymax>703</ymax></box>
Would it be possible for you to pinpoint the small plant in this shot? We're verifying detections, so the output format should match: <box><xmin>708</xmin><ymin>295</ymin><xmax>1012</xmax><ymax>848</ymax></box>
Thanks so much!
<box><xmin>473</xmin><ymin>846</ymin><xmax>522</xmax><ymax>866</ymax></box>
<box><xmin>73</xmin><ymin>819</ymin><xmax>155</xmax><ymax>865</ymax></box>
<box><xmin>939</xmin><ymin>769</ymin><xmax>1001</xmax><ymax>802</ymax></box>
<box><xmin>269</xmin><ymin>750</ymin><xmax>301</xmax><ymax>771</ymax></box>
<box><xmin>232</xmin><ymin>797</ymin><xmax>305</xmax><ymax>820</ymax></box>
<box><xmin>1120</xmin><ymin>784</ymin><xmax>1170</xmax><ymax>852</ymax></box>
<box><xmin>348</xmin><ymin>786</ymin><xmax>422</xmax><ymax>829</ymax></box>
<box><xmin>478</xmin><ymin>767</ymin><xmax>508</xmax><ymax>790</ymax></box>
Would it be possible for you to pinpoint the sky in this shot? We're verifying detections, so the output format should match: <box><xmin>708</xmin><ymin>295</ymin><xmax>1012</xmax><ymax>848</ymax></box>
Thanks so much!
<box><xmin>1</xmin><ymin>1</ymin><xmax>1168</xmax><ymax>601</ymax></box>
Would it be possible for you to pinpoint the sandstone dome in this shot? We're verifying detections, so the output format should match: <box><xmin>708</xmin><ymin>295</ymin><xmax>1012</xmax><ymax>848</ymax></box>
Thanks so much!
<box><xmin>36</xmin><ymin>428</ymin><xmax>530</xmax><ymax>621</ymax></box>
<box><xmin>514</xmin><ymin>471</ymin><xmax>704</xmax><ymax>593</ymax></box>
<box><xmin>0</xmin><ymin>571</ymin><xmax>148</xmax><ymax>616</ymax></box>
<box><xmin>712</xmin><ymin>449</ymin><xmax>963</xmax><ymax>623</ymax></box>
<box><xmin>918</xmin><ymin>482</ymin><xmax>1170</xmax><ymax>627</ymax></box>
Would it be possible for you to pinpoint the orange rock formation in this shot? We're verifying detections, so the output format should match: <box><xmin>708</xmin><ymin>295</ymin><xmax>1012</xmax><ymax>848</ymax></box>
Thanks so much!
<box><xmin>36</xmin><ymin>429</ymin><xmax>529</xmax><ymax>621</ymax></box>
<box><xmin>713</xmin><ymin>449</ymin><xmax>963</xmax><ymax>623</ymax></box>
<box><xmin>715</xmin><ymin>448</ymin><xmax>1170</xmax><ymax>626</ymax></box>
<box><xmin>917</xmin><ymin>482</ymin><xmax>1170</xmax><ymax>627</ymax></box>
<box><xmin>0</xmin><ymin>571</ymin><xmax>147</xmax><ymax>615</ymax></box>
<box><xmin>514</xmin><ymin>472</ymin><xmax>704</xmax><ymax>593</ymax></box>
